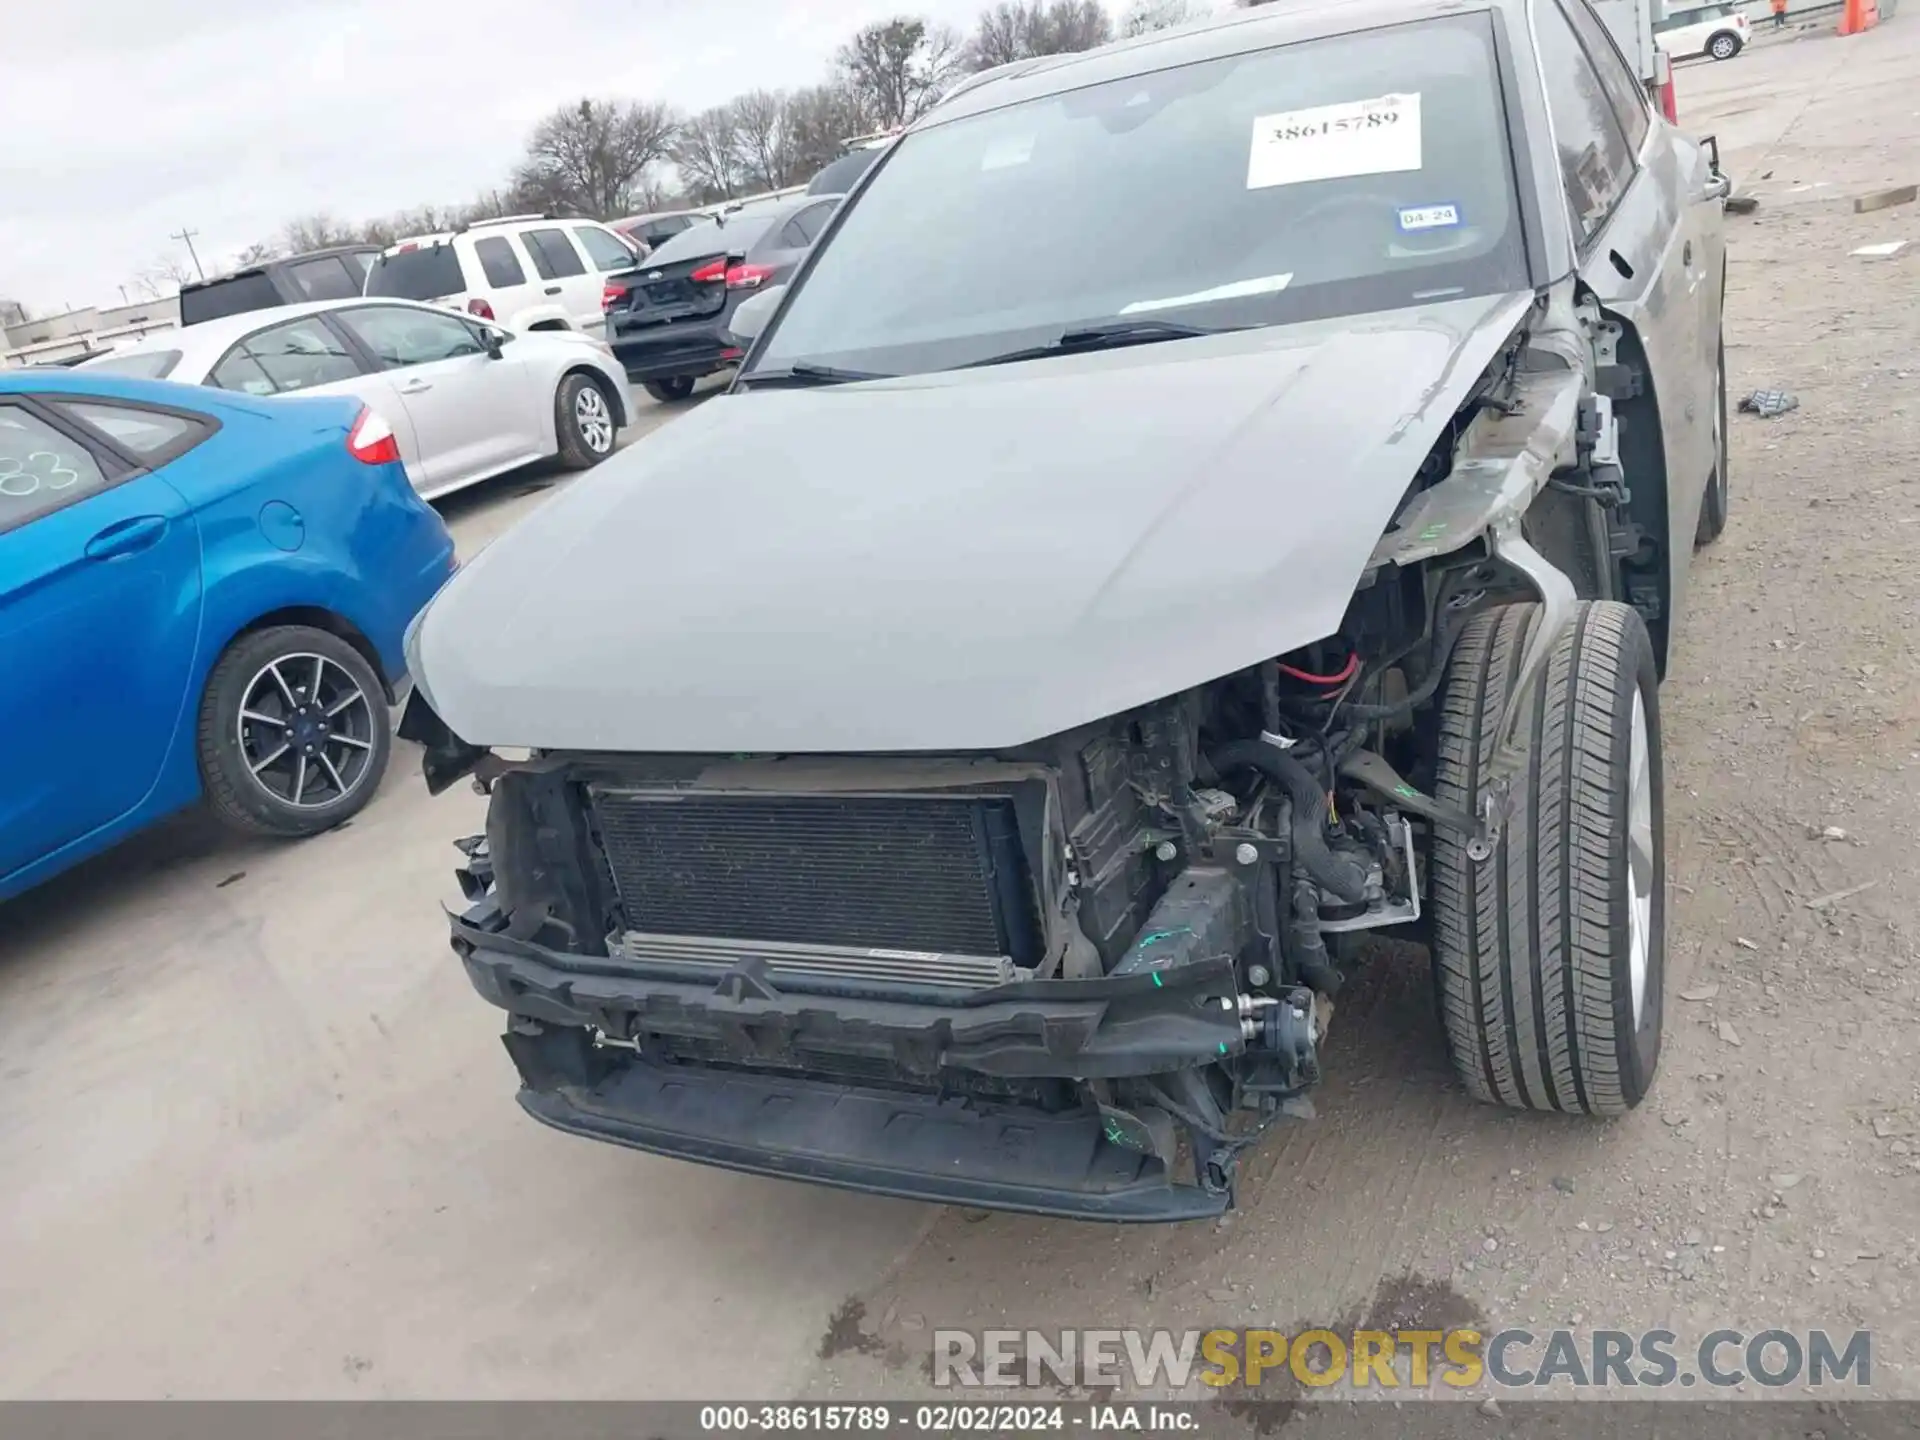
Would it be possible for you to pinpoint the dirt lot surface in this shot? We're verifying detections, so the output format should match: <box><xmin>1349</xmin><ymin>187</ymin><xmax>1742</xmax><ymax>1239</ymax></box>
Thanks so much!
<box><xmin>3</xmin><ymin>21</ymin><xmax>1918</xmax><ymax>1405</ymax></box>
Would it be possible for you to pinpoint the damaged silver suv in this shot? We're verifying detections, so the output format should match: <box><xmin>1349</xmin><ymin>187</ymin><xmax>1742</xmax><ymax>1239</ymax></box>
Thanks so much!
<box><xmin>401</xmin><ymin>0</ymin><xmax>1730</xmax><ymax>1221</ymax></box>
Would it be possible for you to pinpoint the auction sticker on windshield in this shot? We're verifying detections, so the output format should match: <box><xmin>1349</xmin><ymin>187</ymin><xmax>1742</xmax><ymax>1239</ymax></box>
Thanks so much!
<box><xmin>1247</xmin><ymin>93</ymin><xmax>1423</xmax><ymax>190</ymax></box>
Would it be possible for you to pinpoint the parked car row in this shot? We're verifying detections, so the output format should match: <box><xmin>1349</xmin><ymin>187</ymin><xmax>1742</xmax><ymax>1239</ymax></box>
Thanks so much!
<box><xmin>1</xmin><ymin>152</ymin><xmax>879</xmax><ymax>903</ymax></box>
<box><xmin>158</xmin><ymin>201</ymin><xmax>854</xmax><ymax>404</ymax></box>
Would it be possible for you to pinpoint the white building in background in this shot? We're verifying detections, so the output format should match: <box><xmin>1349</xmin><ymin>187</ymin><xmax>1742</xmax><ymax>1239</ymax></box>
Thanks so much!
<box><xmin>2</xmin><ymin>295</ymin><xmax>181</xmax><ymax>368</ymax></box>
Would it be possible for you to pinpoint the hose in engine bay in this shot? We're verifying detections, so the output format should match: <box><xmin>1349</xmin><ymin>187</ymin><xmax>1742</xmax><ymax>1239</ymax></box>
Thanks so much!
<box><xmin>1321</xmin><ymin>598</ymin><xmax>1475</xmax><ymax>725</ymax></box>
<box><xmin>1206</xmin><ymin>739</ymin><xmax>1372</xmax><ymax>905</ymax></box>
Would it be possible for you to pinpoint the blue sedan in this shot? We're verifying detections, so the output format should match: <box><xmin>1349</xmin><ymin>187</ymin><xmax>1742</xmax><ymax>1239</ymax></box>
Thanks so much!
<box><xmin>0</xmin><ymin>370</ymin><xmax>457</xmax><ymax>902</ymax></box>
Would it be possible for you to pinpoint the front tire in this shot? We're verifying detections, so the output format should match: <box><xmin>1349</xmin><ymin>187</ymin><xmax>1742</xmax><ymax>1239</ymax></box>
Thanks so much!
<box><xmin>197</xmin><ymin>626</ymin><xmax>392</xmax><ymax>839</ymax></box>
<box><xmin>1708</xmin><ymin>31</ymin><xmax>1742</xmax><ymax>58</ymax></box>
<box><xmin>1430</xmin><ymin>601</ymin><xmax>1665</xmax><ymax>1116</ymax></box>
<box><xmin>555</xmin><ymin>373</ymin><xmax>618</xmax><ymax>470</ymax></box>
<box><xmin>643</xmin><ymin>376</ymin><xmax>696</xmax><ymax>403</ymax></box>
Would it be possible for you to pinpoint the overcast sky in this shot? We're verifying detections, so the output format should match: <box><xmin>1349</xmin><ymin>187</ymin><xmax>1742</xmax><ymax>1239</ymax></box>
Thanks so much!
<box><xmin>4</xmin><ymin>0</ymin><xmax>1112</xmax><ymax>314</ymax></box>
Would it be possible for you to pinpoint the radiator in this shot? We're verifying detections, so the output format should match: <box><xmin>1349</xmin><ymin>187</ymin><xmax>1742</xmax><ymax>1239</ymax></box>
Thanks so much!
<box><xmin>587</xmin><ymin>789</ymin><xmax>1041</xmax><ymax>965</ymax></box>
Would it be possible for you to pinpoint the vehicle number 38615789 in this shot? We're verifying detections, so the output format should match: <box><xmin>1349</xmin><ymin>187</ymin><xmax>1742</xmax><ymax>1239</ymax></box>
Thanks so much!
<box><xmin>1270</xmin><ymin>107</ymin><xmax>1402</xmax><ymax>143</ymax></box>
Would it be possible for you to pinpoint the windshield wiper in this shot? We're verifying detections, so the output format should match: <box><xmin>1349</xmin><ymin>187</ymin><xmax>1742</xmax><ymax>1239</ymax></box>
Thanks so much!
<box><xmin>959</xmin><ymin>319</ymin><xmax>1240</xmax><ymax>370</ymax></box>
<box><xmin>736</xmin><ymin>362</ymin><xmax>891</xmax><ymax>388</ymax></box>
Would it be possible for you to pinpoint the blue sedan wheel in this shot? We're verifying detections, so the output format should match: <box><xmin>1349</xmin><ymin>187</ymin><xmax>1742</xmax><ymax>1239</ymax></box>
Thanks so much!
<box><xmin>197</xmin><ymin>625</ymin><xmax>392</xmax><ymax>837</ymax></box>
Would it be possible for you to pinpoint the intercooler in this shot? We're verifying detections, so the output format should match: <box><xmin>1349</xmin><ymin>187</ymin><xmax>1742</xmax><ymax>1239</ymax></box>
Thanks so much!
<box><xmin>587</xmin><ymin>788</ymin><xmax>1044</xmax><ymax>983</ymax></box>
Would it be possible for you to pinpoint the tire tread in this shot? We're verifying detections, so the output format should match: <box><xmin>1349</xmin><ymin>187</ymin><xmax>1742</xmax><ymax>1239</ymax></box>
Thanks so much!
<box><xmin>1432</xmin><ymin>600</ymin><xmax>1657</xmax><ymax>1116</ymax></box>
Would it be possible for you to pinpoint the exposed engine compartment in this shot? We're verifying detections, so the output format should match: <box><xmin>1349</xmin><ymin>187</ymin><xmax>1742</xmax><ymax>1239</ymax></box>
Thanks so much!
<box><xmin>422</xmin><ymin>294</ymin><xmax>1661</xmax><ymax>1216</ymax></box>
<box><xmin>452</xmin><ymin>514</ymin><xmax>1535</xmax><ymax>1204</ymax></box>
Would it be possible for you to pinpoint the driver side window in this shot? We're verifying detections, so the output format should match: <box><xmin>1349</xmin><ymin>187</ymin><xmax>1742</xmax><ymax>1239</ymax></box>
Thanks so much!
<box><xmin>1535</xmin><ymin>0</ymin><xmax>1636</xmax><ymax>244</ymax></box>
<box><xmin>335</xmin><ymin>306</ymin><xmax>486</xmax><ymax>368</ymax></box>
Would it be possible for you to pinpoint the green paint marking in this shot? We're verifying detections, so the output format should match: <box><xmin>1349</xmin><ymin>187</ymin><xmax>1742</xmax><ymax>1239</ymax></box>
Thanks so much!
<box><xmin>1394</xmin><ymin>782</ymin><xmax>1419</xmax><ymax>798</ymax></box>
<box><xmin>1152</xmin><ymin>972</ymin><xmax>1164</xmax><ymax>988</ymax></box>
<box><xmin>1418</xmin><ymin>522</ymin><xmax>1448</xmax><ymax>541</ymax></box>
<box><xmin>1137</xmin><ymin>926</ymin><xmax>1193</xmax><ymax>948</ymax></box>
<box><xmin>1218</xmin><ymin>1042</ymin><xmax>1229</xmax><ymax>1055</ymax></box>
<box><xmin>1104</xmin><ymin>1121</ymin><xmax>1129</xmax><ymax>1146</ymax></box>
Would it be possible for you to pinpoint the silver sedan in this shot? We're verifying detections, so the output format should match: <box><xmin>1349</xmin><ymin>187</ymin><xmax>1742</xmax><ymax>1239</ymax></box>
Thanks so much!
<box><xmin>84</xmin><ymin>298</ymin><xmax>630</xmax><ymax>500</ymax></box>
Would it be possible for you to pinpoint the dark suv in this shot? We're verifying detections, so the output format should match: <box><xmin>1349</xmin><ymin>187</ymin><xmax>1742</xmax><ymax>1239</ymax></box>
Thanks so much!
<box><xmin>600</xmin><ymin>196</ymin><xmax>840</xmax><ymax>402</ymax></box>
<box><xmin>177</xmin><ymin>246</ymin><xmax>382</xmax><ymax>327</ymax></box>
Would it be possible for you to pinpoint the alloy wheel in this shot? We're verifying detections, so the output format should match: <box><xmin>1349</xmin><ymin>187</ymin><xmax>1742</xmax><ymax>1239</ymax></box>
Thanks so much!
<box><xmin>236</xmin><ymin>653</ymin><xmax>378</xmax><ymax>809</ymax></box>
<box><xmin>575</xmin><ymin>386</ymin><xmax>615</xmax><ymax>454</ymax></box>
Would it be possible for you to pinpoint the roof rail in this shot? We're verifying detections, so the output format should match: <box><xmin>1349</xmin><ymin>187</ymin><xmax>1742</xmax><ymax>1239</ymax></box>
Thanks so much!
<box><xmin>839</xmin><ymin>126</ymin><xmax>904</xmax><ymax>150</ymax></box>
<box><xmin>459</xmin><ymin>213</ymin><xmax>550</xmax><ymax>231</ymax></box>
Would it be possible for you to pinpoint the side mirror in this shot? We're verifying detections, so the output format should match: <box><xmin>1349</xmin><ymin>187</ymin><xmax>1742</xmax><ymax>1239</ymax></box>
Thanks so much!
<box><xmin>480</xmin><ymin>327</ymin><xmax>507</xmax><ymax>359</ymax></box>
<box><xmin>727</xmin><ymin>284</ymin><xmax>787</xmax><ymax>345</ymax></box>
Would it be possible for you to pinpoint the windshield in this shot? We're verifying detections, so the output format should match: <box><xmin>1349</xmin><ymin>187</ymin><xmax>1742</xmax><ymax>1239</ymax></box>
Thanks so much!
<box><xmin>80</xmin><ymin>349</ymin><xmax>182</xmax><ymax>379</ymax></box>
<box><xmin>752</xmin><ymin>14</ymin><xmax>1527</xmax><ymax>377</ymax></box>
<box><xmin>645</xmin><ymin>214</ymin><xmax>777</xmax><ymax>265</ymax></box>
<box><xmin>366</xmin><ymin>244</ymin><xmax>466</xmax><ymax>299</ymax></box>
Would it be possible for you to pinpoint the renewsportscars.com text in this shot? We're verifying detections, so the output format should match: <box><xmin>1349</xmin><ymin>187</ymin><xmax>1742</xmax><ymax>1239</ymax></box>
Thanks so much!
<box><xmin>932</xmin><ymin>1327</ymin><xmax>1872</xmax><ymax>1391</ymax></box>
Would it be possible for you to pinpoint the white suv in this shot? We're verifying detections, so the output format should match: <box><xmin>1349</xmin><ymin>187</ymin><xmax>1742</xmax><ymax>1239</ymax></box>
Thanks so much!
<box><xmin>364</xmin><ymin>216</ymin><xmax>640</xmax><ymax>333</ymax></box>
<box><xmin>1654</xmin><ymin>1</ymin><xmax>1751</xmax><ymax>60</ymax></box>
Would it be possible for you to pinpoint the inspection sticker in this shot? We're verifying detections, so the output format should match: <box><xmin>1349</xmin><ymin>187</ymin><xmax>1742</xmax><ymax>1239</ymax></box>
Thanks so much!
<box><xmin>1247</xmin><ymin>92</ymin><xmax>1422</xmax><ymax>190</ymax></box>
<box><xmin>1398</xmin><ymin>203</ymin><xmax>1461</xmax><ymax>231</ymax></box>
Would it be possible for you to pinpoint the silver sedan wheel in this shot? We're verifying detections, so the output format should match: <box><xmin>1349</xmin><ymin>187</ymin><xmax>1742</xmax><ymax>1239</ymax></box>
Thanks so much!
<box><xmin>574</xmin><ymin>385</ymin><xmax>615</xmax><ymax>454</ymax></box>
<box><xmin>235</xmin><ymin>653</ymin><xmax>377</xmax><ymax>809</ymax></box>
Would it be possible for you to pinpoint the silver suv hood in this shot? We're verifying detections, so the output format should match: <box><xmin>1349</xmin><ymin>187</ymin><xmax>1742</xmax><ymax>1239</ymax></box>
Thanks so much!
<box><xmin>415</xmin><ymin>292</ymin><xmax>1533</xmax><ymax>753</ymax></box>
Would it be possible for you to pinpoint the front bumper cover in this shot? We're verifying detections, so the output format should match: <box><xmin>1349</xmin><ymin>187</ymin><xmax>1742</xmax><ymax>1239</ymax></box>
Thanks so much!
<box><xmin>453</xmin><ymin>904</ymin><xmax>1248</xmax><ymax>1221</ymax></box>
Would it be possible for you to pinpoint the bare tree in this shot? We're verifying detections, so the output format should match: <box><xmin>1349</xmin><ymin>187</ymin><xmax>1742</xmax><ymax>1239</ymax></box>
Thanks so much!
<box><xmin>1119</xmin><ymin>0</ymin><xmax>1200</xmax><ymax>36</ymax></box>
<box><xmin>361</xmin><ymin>203</ymin><xmax>474</xmax><ymax>247</ymax></box>
<box><xmin>672</xmin><ymin>103</ymin><xmax>749</xmax><ymax>204</ymax></box>
<box><xmin>785</xmin><ymin>82</ymin><xmax>875</xmax><ymax>176</ymax></box>
<box><xmin>511</xmin><ymin>98</ymin><xmax>680</xmax><ymax>218</ymax></box>
<box><xmin>232</xmin><ymin>240</ymin><xmax>280</xmax><ymax>268</ymax></box>
<box><xmin>132</xmin><ymin>254</ymin><xmax>196</xmax><ymax>299</ymax></box>
<box><xmin>631</xmin><ymin>174</ymin><xmax>676</xmax><ymax>212</ymax></box>
<box><xmin>463</xmin><ymin>189</ymin><xmax>521</xmax><ymax>223</ymax></box>
<box><xmin>732</xmin><ymin>89</ymin><xmax>805</xmax><ymax>191</ymax></box>
<box><xmin>837</xmin><ymin>17</ymin><xmax>964</xmax><ymax>129</ymax></box>
<box><xmin>967</xmin><ymin>0</ymin><xmax>1111</xmax><ymax>69</ymax></box>
<box><xmin>281</xmin><ymin>212</ymin><xmax>363</xmax><ymax>253</ymax></box>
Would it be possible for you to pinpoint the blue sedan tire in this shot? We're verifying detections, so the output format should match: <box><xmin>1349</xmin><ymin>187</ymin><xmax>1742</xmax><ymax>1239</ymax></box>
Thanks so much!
<box><xmin>197</xmin><ymin>625</ymin><xmax>392</xmax><ymax>838</ymax></box>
